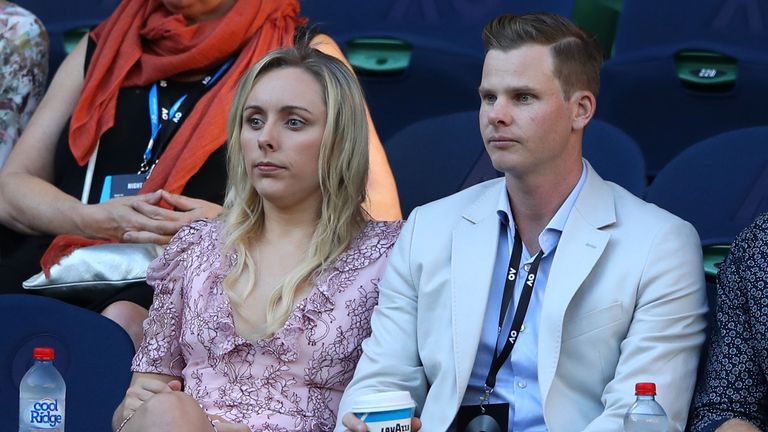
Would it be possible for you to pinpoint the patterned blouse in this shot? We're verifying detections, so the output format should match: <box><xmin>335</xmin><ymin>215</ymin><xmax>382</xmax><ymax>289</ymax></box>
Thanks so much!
<box><xmin>689</xmin><ymin>213</ymin><xmax>768</xmax><ymax>431</ymax></box>
<box><xmin>132</xmin><ymin>219</ymin><xmax>403</xmax><ymax>431</ymax></box>
<box><xmin>0</xmin><ymin>2</ymin><xmax>48</xmax><ymax>167</ymax></box>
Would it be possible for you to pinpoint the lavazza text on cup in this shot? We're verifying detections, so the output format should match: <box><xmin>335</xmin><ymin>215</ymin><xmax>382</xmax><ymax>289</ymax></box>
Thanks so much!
<box><xmin>352</xmin><ymin>391</ymin><xmax>416</xmax><ymax>432</ymax></box>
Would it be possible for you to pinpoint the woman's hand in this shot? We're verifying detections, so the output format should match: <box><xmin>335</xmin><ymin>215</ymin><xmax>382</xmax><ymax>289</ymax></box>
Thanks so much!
<box><xmin>116</xmin><ymin>376</ymin><xmax>182</xmax><ymax>426</ymax></box>
<box><xmin>209</xmin><ymin>416</ymin><xmax>251</xmax><ymax>432</ymax></box>
<box><xmin>85</xmin><ymin>191</ymin><xmax>166</xmax><ymax>242</ymax></box>
<box><xmin>122</xmin><ymin>190</ymin><xmax>223</xmax><ymax>244</ymax></box>
<box><xmin>84</xmin><ymin>191</ymin><xmax>177</xmax><ymax>243</ymax></box>
<box><xmin>85</xmin><ymin>190</ymin><xmax>222</xmax><ymax>244</ymax></box>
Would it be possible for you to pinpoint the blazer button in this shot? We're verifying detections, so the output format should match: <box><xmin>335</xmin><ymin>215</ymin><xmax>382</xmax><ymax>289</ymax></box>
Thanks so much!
<box><xmin>518</xmin><ymin>381</ymin><xmax>527</xmax><ymax>389</ymax></box>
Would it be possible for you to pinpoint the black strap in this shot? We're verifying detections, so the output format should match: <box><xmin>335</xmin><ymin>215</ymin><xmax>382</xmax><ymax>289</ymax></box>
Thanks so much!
<box><xmin>484</xmin><ymin>229</ymin><xmax>543</xmax><ymax>391</ymax></box>
<box><xmin>149</xmin><ymin>87</ymin><xmax>200</xmax><ymax>164</ymax></box>
<box><xmin>143</xmin><ymin>58</ymin><xmax>234</xmax><ymax>173</ymax></box>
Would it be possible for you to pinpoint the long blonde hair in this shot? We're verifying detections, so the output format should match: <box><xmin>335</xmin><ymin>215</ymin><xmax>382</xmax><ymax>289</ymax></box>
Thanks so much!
<box><xmin>221</xmin><ymin>43</ymin><xmax>369</xmax><ymax>336</ymax></box>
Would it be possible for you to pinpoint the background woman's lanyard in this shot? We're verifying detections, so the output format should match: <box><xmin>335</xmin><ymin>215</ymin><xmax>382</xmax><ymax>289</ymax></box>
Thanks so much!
<box><xmin>138</xmin><ymin>57</ymin><xmax>235</xmax><ymax>175</ymax></box>
<box><xmin>480</xmin><ymin>229</ymin><xmax>544</xmax><ymax>413</ymax></box>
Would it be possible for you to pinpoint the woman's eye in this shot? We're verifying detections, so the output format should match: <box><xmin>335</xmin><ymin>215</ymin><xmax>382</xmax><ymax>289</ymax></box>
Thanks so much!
<box><xmin>247</xmin><ymin>117</ymin><xmax>264</xmax><ymax>129</ymax></box>
<box><xmin>287</xmin><ymin>118</ymin><xmax>305</xmax><ymax>129</ymax></box>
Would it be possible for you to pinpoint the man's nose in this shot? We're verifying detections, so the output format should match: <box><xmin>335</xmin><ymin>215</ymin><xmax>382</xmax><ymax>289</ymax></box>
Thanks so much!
<box><xmin>487</xmin><ymin>101</ymin><xmax>512</xmax><ymax>126</ymax></box>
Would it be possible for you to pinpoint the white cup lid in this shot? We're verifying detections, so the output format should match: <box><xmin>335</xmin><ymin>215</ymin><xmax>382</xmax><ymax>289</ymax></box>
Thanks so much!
<box><xmin>350</xmin><ymin>390</ymin><xmax>415</xmax><ymax>413</ymax></box>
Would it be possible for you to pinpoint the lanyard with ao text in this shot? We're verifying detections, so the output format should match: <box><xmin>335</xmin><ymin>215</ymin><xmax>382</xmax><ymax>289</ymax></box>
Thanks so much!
<box><xmin>139</xmin><ymin>57</ymin><xmax>235</xmax><ymax>175</ymax></box>
<box><xmin>480</xmin><ymin>228</ymin><xmax>544</xmax><ymax>413</ymax></box>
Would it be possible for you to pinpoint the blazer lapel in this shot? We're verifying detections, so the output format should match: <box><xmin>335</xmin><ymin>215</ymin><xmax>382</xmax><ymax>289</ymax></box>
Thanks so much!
<box><xmin>538</xmin><ymin>164</ymin><xmax>616</xmax><ymax>404</ymax></box>
<box><xmin>451</xmin><ymin>180</ymin><xmax>504</xmax><ymax>405</ymax></box>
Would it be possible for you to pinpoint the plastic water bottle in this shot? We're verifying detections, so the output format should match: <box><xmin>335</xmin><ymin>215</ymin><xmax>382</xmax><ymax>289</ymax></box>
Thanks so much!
<box><xmin>19</xmin><ymin>347</ymin><xmax>66</xmax><ymax>432</ymax></box>
<box><xmin>623</xmin><ymin>382</ymin><xmax>668</xmax><ymax>432</ymax></box>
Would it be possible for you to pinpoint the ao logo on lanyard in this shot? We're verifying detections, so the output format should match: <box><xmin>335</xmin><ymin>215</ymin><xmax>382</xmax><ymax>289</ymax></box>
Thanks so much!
<box><xmin>99</xmin><ymin>58</ymin><xmax>234</xmax><ymax>203</ymax></box>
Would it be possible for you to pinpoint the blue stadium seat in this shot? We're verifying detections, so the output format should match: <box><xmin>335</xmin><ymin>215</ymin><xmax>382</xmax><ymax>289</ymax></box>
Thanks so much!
<box><xmin>613</xmin><ymin>0</ymin><xmax>768</xmax><ymax>55</ymax></box>
<box><xmin>13</xmin><ymin>0</ymin><xmax>120</xmax><ymax>80</ymax></box>
<box><xmin>301</xmin><ymin>0</ymin><xmax>576</xmax><ymax>52</ymax></box>
<box><xmin>582</xmin><ymin>118</ymin><xmax>646</xmax><ymax>196</ymax></box>
<box><xmin>644</xmin><ymin>126</ymin><xmax>768</xmax><ymax>246</ymax></box>
<box><xmin>300</xmin><ymin>0</ymin><xmax>576</xmax><ymax>140</ymax></box>
<box><xmin>385</xmin><ymin>111</ymin><xmax>490</xmax><ymax>216</ymax></box>
<box><xmin>596</xmin><ymin>0</ymin><xmax>768</xmax><ymax>175</ymax></box>
<box><xmin>0</xmin><ymin>294</ymin><xmax>134</xmax><ymax>431</ymax></box>
<box><xmin>386</xmin><ymin>111</ymin><xmax>646</xmax><ymax>215</ymax></box>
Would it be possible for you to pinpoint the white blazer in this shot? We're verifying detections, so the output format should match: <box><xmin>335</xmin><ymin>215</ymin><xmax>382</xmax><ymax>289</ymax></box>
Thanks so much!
<box><xmin>336</xmin><ymin>163</ymin><xmax>707</xmax><ymax>432</ymax></box>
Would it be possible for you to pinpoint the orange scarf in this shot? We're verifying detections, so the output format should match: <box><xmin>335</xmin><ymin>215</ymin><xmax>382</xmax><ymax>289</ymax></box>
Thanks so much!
<box><xmin>42</xmin><ymin>0</ymin><xmax>304</xmax><ymax>275</ymax></box>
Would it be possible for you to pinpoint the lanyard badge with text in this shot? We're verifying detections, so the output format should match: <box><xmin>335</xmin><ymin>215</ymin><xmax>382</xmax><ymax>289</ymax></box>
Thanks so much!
<box><xmin>454</xmin><ymin>229</ymin><xmax>544</xmax><ymax>432</ymax></box>
<box><xmin>99</xmin><ymin>58</ymin><xmax>234</xmax><ymax>203</ymax></box>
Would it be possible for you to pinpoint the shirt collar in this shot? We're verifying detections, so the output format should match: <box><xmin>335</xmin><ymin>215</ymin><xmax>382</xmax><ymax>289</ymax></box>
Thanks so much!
<box><xmin>495</xmin><ymin>160</ymin><xmax>588</xmax><ymax>256</ymax></box>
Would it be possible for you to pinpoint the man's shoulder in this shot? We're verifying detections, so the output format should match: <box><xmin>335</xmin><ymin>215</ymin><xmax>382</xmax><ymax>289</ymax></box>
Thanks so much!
<box><xmin>600</xmin><ymin>181</ymin><xmax>697</xmax><ymax>241</ymax></box>
<box><xmin>610</xmin><ymin>182</ymin><xmax>685</xmax><ymax>224</ymax></box>
<box><xmin>409</xmin><ymin>177</ymin><xmax>504</xmax><ymax>218</ymax></box>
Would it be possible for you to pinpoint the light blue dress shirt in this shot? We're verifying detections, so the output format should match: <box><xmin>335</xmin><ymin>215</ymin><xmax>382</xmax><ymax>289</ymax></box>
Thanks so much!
<box><xmin>461</xmin><ymin>162</ymin><xmax>588</xmax><ymax>431</ymax></box>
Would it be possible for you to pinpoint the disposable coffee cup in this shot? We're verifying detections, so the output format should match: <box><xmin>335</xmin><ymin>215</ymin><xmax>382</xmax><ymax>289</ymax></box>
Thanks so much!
<box><xmin>351</xmin><ymin>391</ymin><xmax>415</xmax><ymax>432</ymax></box>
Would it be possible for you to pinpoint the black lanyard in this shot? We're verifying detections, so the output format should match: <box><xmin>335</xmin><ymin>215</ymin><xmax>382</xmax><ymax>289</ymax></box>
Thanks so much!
<box><xmin>480</xmin><ymin>229</ymin><xmax>544</xmax><ymax>412</ymax></box>
<box><xmin>138</xmin><ymin>57</ymin><xmax>234</xmax><ymax>175</ymax></box>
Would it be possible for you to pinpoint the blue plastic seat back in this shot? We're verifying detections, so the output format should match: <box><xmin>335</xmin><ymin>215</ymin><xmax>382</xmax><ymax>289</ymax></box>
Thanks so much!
<box><xmin>613</xmin><ymin>0</ymin><xmax>768</xmax><ymax>55</ymax></box>
<box><xmin>13</xmin><ymin>0</ymin><xmax>120</xmax><ymax>80</ymax></box>
<box><xmin>583</xmin><ymin>119</ymin><xmax>646</xmax><ymax>196</ymax></box>
<box><xmin>597</xmin><ymin>0</ymin><xmax>768</xmax><ymax>175</ymax></box>
<box><xmin>385</xmin><ymin>111</ymin><xmax>490</xmax><ymax>216</ymax></box>
<box><xmin>644</xmin><ymin>126</ymin><xmax>768</xmax><ymax>246</ymax></box>
<box><xmin>386</xmin><ymin>112</ymin><xmax>646</xmax><ymax>215</ymax></box>
<box><xmin>300</xmin><ymin>0</ymin><xmax>576</xmax><ymax>140</ymax></box>
<box><xmin>0</xmin><ymin>294</ymin><xmax>134</xmax><ymax>431</ymax></box>
<box><xmin>301</xmin><ymin>0</ymin><xmax>576</xmax><ymax>52</ymax></box>
<box><xmin>598</xmin><ymin>44</ymin><xmax>768</xmax><ymax>175</ymax></box>
<box><xmin>357</xmin><ymin>43</ymin><xmax>485</xmax><ymax>141</ymax></box>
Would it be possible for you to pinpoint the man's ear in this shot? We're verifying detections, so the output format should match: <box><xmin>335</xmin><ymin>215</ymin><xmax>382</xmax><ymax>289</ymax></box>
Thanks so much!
<box><xmin>571</xmin><ymin>90</ymin><xmax>596</xmax><ymax>131</ymax></box>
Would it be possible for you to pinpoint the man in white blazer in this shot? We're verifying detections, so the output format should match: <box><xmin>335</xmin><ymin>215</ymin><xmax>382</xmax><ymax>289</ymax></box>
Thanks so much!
<box><xmin>338</xmin><ymin>13</ymin><xmax>707</xmax><ymax>432</ymax></box>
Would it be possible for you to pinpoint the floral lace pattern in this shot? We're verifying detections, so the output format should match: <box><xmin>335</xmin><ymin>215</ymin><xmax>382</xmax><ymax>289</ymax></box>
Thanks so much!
<box><xmin>133</xmin><ymin>219</ymin><xmax>403</xmax><ymax>431</ymax></box>
<box><xmin>0</xmin><ymin>2</ymin><xmax>48</xmax><ymax>167</ymax></box>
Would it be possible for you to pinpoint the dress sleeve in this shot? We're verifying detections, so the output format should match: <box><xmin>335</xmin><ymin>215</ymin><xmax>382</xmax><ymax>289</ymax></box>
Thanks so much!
<box><xmin>131</xmin><ymin>221</ymin><xmax>208</xmax><ymax>377</ymax></box>
<box><xmin>0</xmin><ymin>7</ymin><xmax>48</xmax><ymax>166</ymax></box>
<box><xmin>689</xmin><ymin>214</ymin><xmax>768</xmax><ymax>432</ymax></box>
<box><xmin>335</xmin><ymin>214</ymin><xmax>430</xmax><ymax>432</ymax></box>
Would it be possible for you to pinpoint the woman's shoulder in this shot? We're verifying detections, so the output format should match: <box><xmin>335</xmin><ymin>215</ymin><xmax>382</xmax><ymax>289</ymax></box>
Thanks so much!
<box><xmin>172</xmin><ymin>218</ymin><xmax>222</xmax><ymax>241</ymax></box>
<box><xmin>717</xmin><ymin>213</ymin><xmax>768</xmax><ymax>300</ymax></box>
<box><xmin>744</xmin><ymin>212</ymin><xmax>768</xmax><ymax>243</ymax></box>
<box><xmin>362</xmin><ymin>219</ymin><xmax>405</xmax><ymax>240</ymax></box>
<box><xmin>332</xmin><ymin>220</ymin><xmax>404</xmax><ymax>272</ymax></box>
<box><xmin>148</xmin><ymin>219</ymin><xmax>224</xmax><ymax>283</ymax></box>
<box><xmin>727</xmin><ymin>213</ymin><xmax>768</xmax><ymax>269</ymax></box>
<box><xmin>357</xmin><ymin>220</ymin><xmax>405</xmax><ymax>252</ymax></box>
<box><xmin>163</xmin><ymin>219</ymin><xmax>223</xmax><ymax>259</ymax></box>
<box><xmin>0</xmin><ymin>4</ymin><xmax>46</xmax><ymax>38</ymax></box>
<box><xmin>731</xmin><ymin>213</ymin><xmax>768</xmax><ymax>255</ymax></box>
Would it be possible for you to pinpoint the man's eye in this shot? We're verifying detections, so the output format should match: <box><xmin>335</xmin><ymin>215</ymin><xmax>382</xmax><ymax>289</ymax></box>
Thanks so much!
<box><xmin>483</xmin><ymin>94</ymin><xmax>497</xmax><ymax>104</ymax></box>
<box><xmin>518</xmin><ymin>94</ymin><xmax>533</xmax><ymax>103</ymax></box>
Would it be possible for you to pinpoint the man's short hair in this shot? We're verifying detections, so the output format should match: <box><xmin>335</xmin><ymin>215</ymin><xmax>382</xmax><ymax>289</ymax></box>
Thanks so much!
<box><xmin>482</xmin><ymin>13</ymin><xmax>603</xmax><ymax>98</ymax></box>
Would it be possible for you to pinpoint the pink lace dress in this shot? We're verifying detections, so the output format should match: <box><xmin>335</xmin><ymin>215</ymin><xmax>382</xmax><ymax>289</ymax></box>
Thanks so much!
<box><xmin>131</xmin><ymin>219</ymin><xmax>403</xmax><ymax>431</ymax></box>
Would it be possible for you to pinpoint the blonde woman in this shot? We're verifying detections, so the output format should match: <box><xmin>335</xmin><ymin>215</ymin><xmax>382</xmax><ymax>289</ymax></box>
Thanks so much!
<box><xmin>112</xmin><ymin>42</ymin><xmax>403</xmax><ymax>432</ymax></box>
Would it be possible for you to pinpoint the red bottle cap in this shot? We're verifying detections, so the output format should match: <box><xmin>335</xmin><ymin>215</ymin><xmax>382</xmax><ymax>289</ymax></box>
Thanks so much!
<box><xmin>33</xmin><ymin>347</ymin><xmax>55</xmax><ymax>361</ymax></box>
<box><xmin>635</xmin><ymin>382</ymin><xmax>656</xmax><ymax>396</ymax></box>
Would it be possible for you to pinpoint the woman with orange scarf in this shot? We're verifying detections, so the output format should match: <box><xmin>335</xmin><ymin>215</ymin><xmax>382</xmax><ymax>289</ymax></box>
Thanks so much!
<box><xmin>0</xmin><ymin>0</ymin><xmax>401</xmax><ymax>348</ymax></box>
